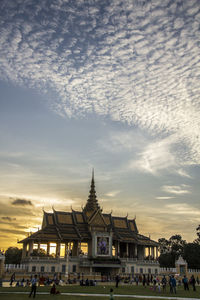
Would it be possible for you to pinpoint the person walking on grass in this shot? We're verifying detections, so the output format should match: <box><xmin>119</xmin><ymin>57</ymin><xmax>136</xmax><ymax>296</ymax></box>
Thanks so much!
<box><xmin>110</xmin><ymin>288</ymin><xmax>114</xmax><ymax>300</ymax></box>
<box><xmin>142</xmin><ymin>274</ymin><xmax>146</xmax><ymax>287</ymax></box>
<box><xmin>115</xmin><ymin>274</ymin><xmax>120</xmax><ymax>288</ymax></box>
<box><xmin>29</xmin><ymin>274</ymin><xmax>38</xmax><ymax>298</ymax></box>
<box><xmin>161</xmin><ymin>275</ymin><xmax>167</xmax><ymax>292</ymax></box>
<box><xmin>170</xmin><ymin>275</ymin><xmax>176</xmax><ymax>294</ymax></box>
<box><xmin>182</xmin><ymin>275</ymin><xmax>189</xmax><ymax>291</ymax></box>
<box><xmin>190</xmin><ymin>275</ymin><xmax>196</xmax><ymax>291</ymax></box>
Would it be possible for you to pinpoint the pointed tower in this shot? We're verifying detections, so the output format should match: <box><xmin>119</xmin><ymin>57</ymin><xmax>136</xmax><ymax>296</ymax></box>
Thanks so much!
<box><xmin>84</xmin><ymin>169</ymin><xmax>100</xmax><ymax>214</ymax></box>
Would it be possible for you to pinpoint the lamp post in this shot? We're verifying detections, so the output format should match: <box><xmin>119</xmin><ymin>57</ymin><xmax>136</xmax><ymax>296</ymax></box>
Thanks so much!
<box><xmin>65</xmin><ymin>243</ymin><xmax>71</xmax><ymax>281</ymax></box>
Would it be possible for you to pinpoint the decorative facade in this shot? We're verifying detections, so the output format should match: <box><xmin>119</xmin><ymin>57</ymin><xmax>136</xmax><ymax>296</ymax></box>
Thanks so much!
<box><xmin>19</xmin><ymin>172</ymin><xmax>159</xmax><ymax>277</ymax></box>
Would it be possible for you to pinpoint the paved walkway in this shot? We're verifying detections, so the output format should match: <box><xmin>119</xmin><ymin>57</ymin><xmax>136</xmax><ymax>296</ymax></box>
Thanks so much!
<box><xmin>0</xmin><ymin>291</ymin><xmax>199</xmax><ymax>299</ymax></box>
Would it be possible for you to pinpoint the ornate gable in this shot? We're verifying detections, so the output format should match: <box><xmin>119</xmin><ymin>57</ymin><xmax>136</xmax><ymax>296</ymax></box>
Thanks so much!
<box><xmin>88</xmin><ymin>210</ymin><xmax>107</xmax><ymax>228</ymax></box>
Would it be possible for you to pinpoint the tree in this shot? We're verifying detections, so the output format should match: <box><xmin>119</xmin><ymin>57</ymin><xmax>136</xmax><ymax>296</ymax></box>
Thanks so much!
<box><xmin>194</xmin><ymin>225</ymin><xmax>200</xmax><ymax>244</ymax></box>
<box><xmin>197</xmin><ymin>225</ymin><xmax>200</xmax><ymax>239</ymax></box>
<box><xmin>158</xmin><ymin>238</ymin><xmax>171</xmax><ymax>254</ymax></box>
<box><xmin>158</xmin><ymin>235</ymin><xmax>186</xmax><ymax>267</ymax></box>
<box><xmin>30</xmin><ymin>248</ymin><xmax>48</xmax><ymax>257</ymax></box>
<box><xmin>5</xmin><ymin>247</ymin><xmax>22</xmax><ymax>264</ymax></box>
<box><xmin>183</xmin><ymin>243</ymin><xmax>200</xmax><ymax>269</ymax></box>
<box><xmin>169</xmin><ymin>234</ymin><xmax>186</xmax><ymax>259</ymax></box>
<box><xmin>158</xmin><ymin>252</ymin><xmax>175</xmax><ymax>268</ymax></box>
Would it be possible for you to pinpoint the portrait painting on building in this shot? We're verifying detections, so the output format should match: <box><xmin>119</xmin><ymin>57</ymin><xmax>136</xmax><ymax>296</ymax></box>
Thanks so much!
<box><xmin>97</xmin><ymin>236</ymin><xmax>109</xmax><ymax>255</ymax></box>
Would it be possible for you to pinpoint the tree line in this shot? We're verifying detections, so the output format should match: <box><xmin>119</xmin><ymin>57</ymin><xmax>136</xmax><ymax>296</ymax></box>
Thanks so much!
<box><xmin>158</xmin><ymin>225</ymin><xmax>200</xmax><ymax>269</ymax></box>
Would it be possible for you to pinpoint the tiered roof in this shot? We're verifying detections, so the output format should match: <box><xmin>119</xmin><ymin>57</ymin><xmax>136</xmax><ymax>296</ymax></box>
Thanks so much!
<box><xmin>19</xmin><ymin>172</ymin><xmax>158</xmax><ymax>246</ymax></box>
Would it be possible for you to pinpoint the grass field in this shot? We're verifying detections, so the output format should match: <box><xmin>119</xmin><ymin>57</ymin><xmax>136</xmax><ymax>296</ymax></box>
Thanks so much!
<box><xmin>0</xmin><ymin>284</ymin><xmax>199</xmax><ymax>299</ymax></box>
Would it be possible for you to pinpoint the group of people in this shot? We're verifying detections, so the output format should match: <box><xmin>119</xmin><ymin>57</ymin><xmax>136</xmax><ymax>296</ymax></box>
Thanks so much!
<box><xmin>182</xmin><ymin>274</ymin><xmax>197</xmax><ymax>291</ymax></box>
<box><xmin>143</xmin><ymin>274</ymin><xmax>198</xmax><ymax>294</ymax></box>
<box><xmin>9</xmin><ymin>272</ymin><xmax>199</xmax><ymax>298</ymax></box>
<box><xmin>114</xmin><ymin>273</ymin><xmax>198</xmax><ymax>294</ymax></box>
<box><xmin>28</xmin><ymin>275</ymin><xmax>60</xmax><ymax>298</ymax></box>
<box><xmin>80</xmin><ymin>278</ymin><xmax>96</xmax><ymax>286</ymax></box>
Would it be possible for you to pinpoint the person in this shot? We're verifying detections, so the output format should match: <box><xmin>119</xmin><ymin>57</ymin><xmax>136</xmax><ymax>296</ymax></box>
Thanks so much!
<box><xmin>147</xmin><ymin>274</ymin><xmax>150</xmax><ymax>286</ymax></box>
<box><xmin>157</xmin><ymin>283</ymin><xmax>161</xmax><ymax>292</ymax></box>
<box><xmin>85</xmin><ymin>278</ymin><xmax>89</xmax><ymax>286</ymax></box>
<box><xmin>190</xmin><ymin>275</ymin><xmax>196</xmax><ymax>291</ymax></box>
<box><xmin>21</xmin><ymin>277</ymin><xmax>25</xmax><ymax>287</ymax></box>
<box><xmin>142</xmin><ymin>274</ymin><xmax>146</xmax><ymax>287</ymax></box>
<box><xmin>29</xmin><ymin>274</ymin><xmax>38</xmax><ymax>298</ymax></box>
<box><xmin>110</xmin><ymin>288</ymin><xmax>114</xmax><ymax>300</ymax></box>
<box><xmin>170</xmin><ymin>275</ymin><xmax>176</xmax><ymax>294</ymax></box>
<box><xmin>10</xmin><ymin>272</ymin><xmax>15</xmax><ymax>286</ymax></box>
<box><xmin>115</xmin><ymin>274</ymin><xmax>120</xmax><ymax>288</ymax></box>
<box><xmin>153</xmin><ymin>276</ymin><xmax>157</xmax><ymax>291</ymax></box>
<box><xmin>169</xmin><ymin>276</ymin><xmax>173</xmax><ymax>293</ymax></box>
<box><xmin>16</xmin><ymin>280</ymin><xmax>19</xmax><ymax>287</ymax></box>
<box><xmin>161</xmin><ymin>275</ymin><xmax>167</xmax><ymax>292</ymax></box>
<box><xmin>26</xmin><ymin>279</ymin><xmax>30</xmax><ymax>287</ymax></box>
<box><xmin>50</xmin><ymin>283</ymin><xmax>60</xmax><ymax>295</ymax></box>
<box><xmin>182</xmin><ymin>275</ymin><xmax>189</xmax><ymax>291</ymax></box>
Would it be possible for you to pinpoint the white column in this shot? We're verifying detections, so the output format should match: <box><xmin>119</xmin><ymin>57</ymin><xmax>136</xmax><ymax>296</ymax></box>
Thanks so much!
<box><xmin>22</xmin><ymin>243</ymin><xmax>27</xmax><ymax>259</ymax></box>
<box><xmin>28</xmin><ymin>241</ymin><xmax>33</xmax><ymax>256</ymax></box>
<box><xmin>151</xmin><ymin>247</ymin><xmax>155</xmax><ymax>259</ymax></box>
<box><xmin>47</xmin><ymin>242</ymin><xmax>50</xmax><ymax>256</ymax></box>
<box><xmin>126</xmin><ymin>243</ymin><xmax>129</xmax><ymax>257</ymax></box>
<box><xmin>65</xmin><ymin>243</ymin><xmax>69</xmax><ymax>280</ymax></box>
<box><xmin>56</xmin><ymin>242</ymin><xmax>60</xmax><ymax>257</ymax></box>
<box><xmin>37</xmin><ymin>242</ymin><xmax>41</xmax><ymax>254</ymax></box>
<box><xmin>148</xmin><ymin>247</ymin><xmax>150</xmax><ymax>260</ymax></box>
<box><xmin>156</xmin><ymin>247</ymin><xmax>158</xmax><ymax>259</ymax></box>
<box><xmin>134</xmin><ymin>245</ymin><xmax>137</xmax><ymax>258</ymax></box>
<box><xmin>117</xmin><ymin>241</ymin><xmax>120</xmax><ymax>257</ymax></box>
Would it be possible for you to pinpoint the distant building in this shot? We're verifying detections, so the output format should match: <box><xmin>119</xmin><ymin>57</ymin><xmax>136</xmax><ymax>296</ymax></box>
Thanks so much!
<box><xmin>19</xmin><ymin>172</ymin><xmax>159</xmax><ymax>277</ymax></box>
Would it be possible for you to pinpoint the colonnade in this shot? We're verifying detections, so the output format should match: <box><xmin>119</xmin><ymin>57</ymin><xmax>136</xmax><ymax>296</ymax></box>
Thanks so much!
<box><xmin>22</xmin><ymin>241</ymin><xmax>77</xmax><ymax>259</ymax></box>
<box><xmin>114</xmin><ymin>241</ymin><xmax>158</xmax><ymax>260</ymax></box>
<box><xmin>22</xmin><ymin>240</ymin><xmax>159</xmax><ymax>260</ymax></box>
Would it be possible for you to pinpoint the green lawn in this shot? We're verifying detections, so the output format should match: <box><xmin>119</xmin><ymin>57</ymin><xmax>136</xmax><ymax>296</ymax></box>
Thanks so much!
<box><xmin>0</xmin><ymin>284</ymin><xmax>199</xmax><ymax>299</ymax></box>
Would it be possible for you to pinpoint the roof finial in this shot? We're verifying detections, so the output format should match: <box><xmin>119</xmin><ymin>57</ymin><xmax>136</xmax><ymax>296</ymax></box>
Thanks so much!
<box><xmin>92</xmin><ymin>168</ymin><xmax>94</xmax><ymax>182</ymax></box>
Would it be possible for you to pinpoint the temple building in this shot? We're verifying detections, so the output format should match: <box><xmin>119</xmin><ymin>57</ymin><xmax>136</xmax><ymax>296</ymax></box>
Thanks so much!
<box><xmin>19</xmin><ymin>172</ymin><xmax>159</xmax><ymax>277</ymax></box>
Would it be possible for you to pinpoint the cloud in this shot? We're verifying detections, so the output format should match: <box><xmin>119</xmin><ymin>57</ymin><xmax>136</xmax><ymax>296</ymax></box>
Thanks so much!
<box><xmin>11</xmin><ymin>198</ymin><xmax>33</xmax><ymax>206</ymax></box>
<box><xmin>162</xmin><ymin>184</ymin><xmax>191</xmax><ymax>195</ymax></box>
<box><xmin>104</xmin><ymin>190</ymin><xmax>120</xmax><ymax>197</ymax></box>
<box><xmin>156</xmin><ymin>196</ymin><xmax>175</xmax><ymax>200</ymax></box>
<box><xmin>175</xmin><ymin>169</ymin><xmax>192</xmax><ymax>178</ymax></box>
<box><xmin>129</xmin><ymin>135</ymin><xmax>177</xmax><ymax>175</ymax></box>
<box><xmin>165</xmin><ymin>203</ymin><xmax>200</xmax><ymax>216</ymax></box>
<box><xmin>1</xmin><ymin>217</ymin><xmax>16</xmax><ymax>221</ymax></box>
<box><xmin>0</xmin><ymin>228</ymin><xmax>26</xmax><ymax>235</ymax></box>
<box><xmin>0</xmin><ymin>0</ymin><xmax>200</xmax><ymax>167</ymax></box>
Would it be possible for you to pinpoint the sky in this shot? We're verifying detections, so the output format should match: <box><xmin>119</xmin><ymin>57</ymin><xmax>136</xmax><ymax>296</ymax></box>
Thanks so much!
<box><xmin>0</xmin><ymin>0</ymin><xmax>200</xmax><ymax>249</ymax></box>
